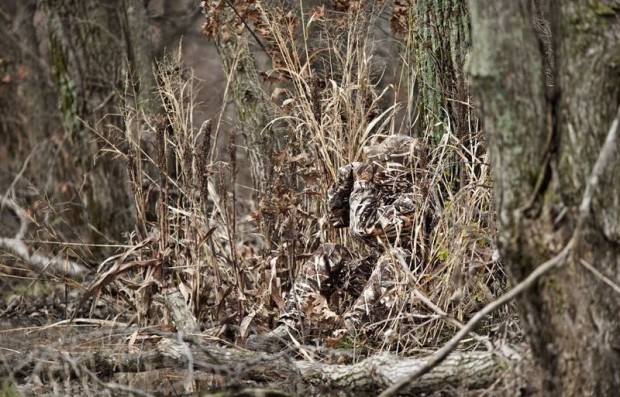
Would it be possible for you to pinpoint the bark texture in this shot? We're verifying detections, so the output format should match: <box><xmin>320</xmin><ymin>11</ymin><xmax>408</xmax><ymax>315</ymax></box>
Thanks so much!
<box><xmin>468</xmin><ymin>0</ymin><xmax>620</xmax><ymax>395</ymax></box>
<box><xmin>410</xmin><ymin>0</ymin><xmax>473</xmax><ymax>141</ymax></box>
<box><xmin>5</xmin><ymin>331</ymin><xmax>516</xmax><ymax>395</ymax></box>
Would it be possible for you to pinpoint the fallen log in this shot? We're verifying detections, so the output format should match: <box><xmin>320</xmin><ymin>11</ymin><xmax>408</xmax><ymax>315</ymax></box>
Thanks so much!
<box><xmin>2</xmin><ymin>286</ymin><xmax>525</xmax><ymax>395</ymax></box>
<box><xmin>3</xmin><ymin>326</ymin><xmax>521</xmax><ymax>396</ymax></box>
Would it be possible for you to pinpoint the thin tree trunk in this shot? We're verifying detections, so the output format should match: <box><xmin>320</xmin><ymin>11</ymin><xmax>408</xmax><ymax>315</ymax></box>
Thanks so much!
<box><xmin>406</xmin><ymin>0</ymin><xmax>477</xmax><ymax>193</ymax></box>
<box><xmin>410</xmin><ymin>0</ymin><xmax>472</xmax><ymax>141</ymax></box>
<box><xmin>41</xmin><ymin>0</ymin><xmax>155</xmax><ymax>251</ymax></box>
<box><xmin>468</xmin><ymin>1</ymin><xmax>620</xmax><ymax>395</ymax></box>
<box><xmin>210</xmin><ymin>7</ymin><xmax>271</xmax><ymax>192</ymax></box>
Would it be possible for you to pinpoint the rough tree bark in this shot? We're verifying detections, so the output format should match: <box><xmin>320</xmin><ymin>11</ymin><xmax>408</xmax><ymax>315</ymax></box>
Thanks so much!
<box><xmin>468</xmin><ymin>1</ymin><xmax>620</xmax><ymax>395</ymax></box>
<box><xmin>409</xmin><ymin>0</ymin><xmax>472</xmax><ymax>142</ymax></box>
<box><xmin>401</xmin><ymin>0</ymin><xmax>478</xmax><ymax>194</ymax></box>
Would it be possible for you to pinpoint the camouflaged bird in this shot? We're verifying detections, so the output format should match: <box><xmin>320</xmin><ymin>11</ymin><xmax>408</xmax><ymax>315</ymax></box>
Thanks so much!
<box><xmin>328</xmin><ymin>135</ymin><xmax>427</xmax><ymax>249</ymax></box>
<box><xmin>247</xmin><ymin>135</ymin><xmax>431</xmax><ymax>352</ymax></box>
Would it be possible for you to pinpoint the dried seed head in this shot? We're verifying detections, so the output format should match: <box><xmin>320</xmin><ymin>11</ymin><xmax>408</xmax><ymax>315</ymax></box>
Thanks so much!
<box><xmin>391</xmin><ymin>0</ymin><xmax>410</xmax><ymax>35</ymax></box>
<box><xmin>155</xmin><ymin>115</ymin><xmax>167</xmax><ymax>173</ymax></box>
<box><xmin>196</xmin><ymin>119</ymin><xmax>212</xmax><ymax>209</ymax></box>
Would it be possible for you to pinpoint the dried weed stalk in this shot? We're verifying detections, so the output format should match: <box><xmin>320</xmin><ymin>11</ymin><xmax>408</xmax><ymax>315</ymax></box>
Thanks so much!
<box><xmin>84</xmin><ymin>1</ymin><xmax>513</xmax><ymax>356</ymax></box>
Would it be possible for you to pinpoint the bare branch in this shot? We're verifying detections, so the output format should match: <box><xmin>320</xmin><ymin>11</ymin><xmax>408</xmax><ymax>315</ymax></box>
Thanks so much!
<box><xmin>378</xmin><ymin>105</ymin><xmax>620</xmax><ymax>397</ymax></box>
<box><xmin>576</xmin><ymin>105</ymin><xmax>620</xmax><ymax>229</ymax></box>
<box><xmin>580</xmin><ymin>259</ymin><xmax>620</xmax><ymax>295</ymax></box>
<box><xmin>378</xmin><ymin>246</ymin><xmax>568</xmax><ymax>397</ymax></box>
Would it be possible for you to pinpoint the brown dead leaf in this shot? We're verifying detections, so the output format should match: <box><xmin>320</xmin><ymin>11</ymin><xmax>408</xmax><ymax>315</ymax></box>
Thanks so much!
<box><xmin>17</xmin><ymin>64</ymin><xmax>27</xmax><ymax>80</ymax></box>
<box><xmin>239</xmin><ymin>307</ymin><xmax>259</xmax><ymax>339</ymax></box>
<box><xmin>304</xmin><ymin>292</ymin><xmax>339</xmax><ymax>322</ymax></box>
<box><xmin>299</xmin><ymin>169</ymin><xmax>322</xmax><ymax>185</ymax></box>
<box><xmin>289</xmin><ymin>152</ymin><xmax>309</xmax><ymax>163</ymax></box>
<box><xmin>273</xmin><ymin>148</ymin><xmax>287</xmax><ymax>166</ymax></box>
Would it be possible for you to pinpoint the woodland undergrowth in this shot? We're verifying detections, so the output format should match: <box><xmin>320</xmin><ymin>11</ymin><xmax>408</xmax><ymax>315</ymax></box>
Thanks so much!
<box><xmin>59</xmin><ymin>0</ymin><xmax>516</xmax><ymax>358</ymax></box>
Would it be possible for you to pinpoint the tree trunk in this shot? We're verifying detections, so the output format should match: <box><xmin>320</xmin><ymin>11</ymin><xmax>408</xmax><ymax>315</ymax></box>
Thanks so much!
<box><xmin>206</xmin><ymin>6</ymin><xmax>272</xmax><ymax>192</ymax></box>
<box><xmin>404</xmin><ymin>0</ymin><xmax>477</xmax><ymax>193</ymax></box>
<box><xmin>0</xmin><ymin>0</ymin><xmax>157</xmax><ymax>266</ymax></box>
<box><xmin>409</xmin><ymin>0</ymin><xmax>472</xmax><ymax>141</ymax></box>
<box><xmin>468</xmin><ymin>1</ymin><xmax>620</xmax><ymax>395</ymax></box>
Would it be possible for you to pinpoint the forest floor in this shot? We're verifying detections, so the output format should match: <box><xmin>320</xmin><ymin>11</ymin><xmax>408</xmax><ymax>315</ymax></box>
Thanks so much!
<box><xmin>0</xmin><ymin>276</ymin><xmax>360</xmax><ymax>396</ymax></box>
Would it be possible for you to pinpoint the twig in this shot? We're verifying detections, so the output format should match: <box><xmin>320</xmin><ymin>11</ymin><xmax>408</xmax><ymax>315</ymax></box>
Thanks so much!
<box><xmin>0</xmin><ymin>194</ymin><xmax>29</xmax><ymax>239</ymax></box>
<box><xmin>2</xmin><ymin>144</ymin><xmax>39</xmax><ymax>214</ymax></box>
<box><xmin>575</xmin><ymin>105</ymin><xmax>620</xmax><ymax>230</ymax></box>
<box><xmin>580</xmin><ymin>259</ymin><xmax>620</xmax><ymax>295</ymax></box>
<box><xmin>222</xmin><ymin>0</ymin><xmax>269</xmax><ymax>56</ymax></box>
<box><xmin>411</xmin><ymin>288</ymin><xmax>493</xmax><ymax>350</ymax></box>
<box><xmin>378</xmin><ymin>246</ymin><xmax>569</xmax><ymax>397</ymax></box>
<box><xmin>27</xmin><ymin>318</ymin><xmax>129</xmax><ymax>334</ymax></box>
<box><xmin>0</xmin><ymin>237</ymin><xmax>88</xmax><ymax>277</ymax></box>
<box><xmin>378</xmin><ymin>105</ymin><xmax>620</xmax><ymax>397</ymax></box>
<box><xmin>0</xmin><ymin>194</ymin><xmax>89</xmax><ymax>277</ymax></box>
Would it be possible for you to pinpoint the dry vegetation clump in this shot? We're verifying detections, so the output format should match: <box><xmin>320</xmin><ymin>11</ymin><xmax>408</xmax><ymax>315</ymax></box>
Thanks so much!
<box><xmin>78</xmin><ymin>52</ymin><xmax>258</xmax><ymax>338</ymax></box>
<box><xmin>75</xmin><ymin>0</ymin><xmax>516</xmax><ymax>359</ymax></box>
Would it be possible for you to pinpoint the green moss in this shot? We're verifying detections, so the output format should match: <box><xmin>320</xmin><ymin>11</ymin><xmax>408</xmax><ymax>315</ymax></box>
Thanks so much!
<box><xmin>589</xmin><ymin>0</ymin><xmax>615</xmax><ymax>16</ymax></box>
<box><xmin>49</xmin><ymin>35</ymin><xmax>79</xmax><ymax>137</ymax></box>
<box><xmin>566</xmin><ymin>1</ymin><xmax>614</xmax><ymax>50</ymax></box>
<box><xmin>334</xmin><ymin>333</ymin><xmax>361</xmax><ymax>349</ymax></box>
<box><xmin>411</xmin><ymin>0</ymin><xmax>470</xmax><ymax>143</ymax></box>
<box><xmin>436</xmin><ymin>248</ymin><xmax>450</xmax><ymax>262</ymax></box>
<box><xmin>1</xmin><ymin>381</ymin><xmax>20</xmax><ymax>397</ymax></box>
<box><xmin>335</xmin><ymin>336</ymin><xmax>353</xmax><ymax>349</ymax></box>
<box><xmin>11</xmin><ymin>281</ymin><xmax>54</xmax><ymax>299</ymax></box>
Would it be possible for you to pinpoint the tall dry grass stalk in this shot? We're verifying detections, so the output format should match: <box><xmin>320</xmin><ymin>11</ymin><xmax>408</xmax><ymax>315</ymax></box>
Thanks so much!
<box><xmin>84</xmin><ymin>1</ymin><xmax>514</xmax><ymax>356</ymax></box>
<box><xmin>83</xmin><ymin>50</ymin><xmax>255</xmax><ymax>334</ymax></box>
<box><xmin>246</xmin><ymin>2</ymin><xmax>511</xmax><ymax>351</ymax></box>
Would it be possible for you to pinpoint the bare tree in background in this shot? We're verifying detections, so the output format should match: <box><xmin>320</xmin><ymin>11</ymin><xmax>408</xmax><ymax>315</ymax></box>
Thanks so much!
<box><xmin>1</xmin><ymin>0</ymin><xmax>154</xmax><ymax>257</ymax></box>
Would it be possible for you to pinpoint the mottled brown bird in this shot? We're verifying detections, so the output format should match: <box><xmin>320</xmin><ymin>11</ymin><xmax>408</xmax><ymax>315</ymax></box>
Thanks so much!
<box><xmin>327</xmin><ymin>135</ymin><xmax>427</xmax><ymax>248</ymax></box>
<box><xmin>247</xmin><ymin>135</ymin><xmax>429</xmax><ymax>352</ymax></box>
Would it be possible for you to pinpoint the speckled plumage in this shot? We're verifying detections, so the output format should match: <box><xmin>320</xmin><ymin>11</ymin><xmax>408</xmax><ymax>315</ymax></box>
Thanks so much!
<box><xmin>248</xmin><ymin>135</ymin><xmax>431</xmax><ymax>351</ymax></box>
<box><xmin>328</xmin><ymin>136</ymin><xmax>427</xmax><ymax>249</ymax></box>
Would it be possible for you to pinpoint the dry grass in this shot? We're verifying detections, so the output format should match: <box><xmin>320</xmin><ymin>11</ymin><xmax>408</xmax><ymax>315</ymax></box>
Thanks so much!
<box><xmin>0</xmin><ymin>3</ymin><xmax>529</xmax><ymax>397</ymax></box>
<box><xmin>74</xmin><ymin>1</ymin><xmax>515</xmax><ymax>357</ymax></box>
